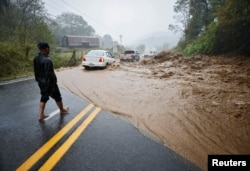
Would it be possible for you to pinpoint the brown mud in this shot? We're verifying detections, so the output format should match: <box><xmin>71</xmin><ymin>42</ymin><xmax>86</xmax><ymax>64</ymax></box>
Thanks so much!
<box><xmin>56</xmin><ymin>52</ymin><xmax>250</xmax><ymax>170</ymax></box>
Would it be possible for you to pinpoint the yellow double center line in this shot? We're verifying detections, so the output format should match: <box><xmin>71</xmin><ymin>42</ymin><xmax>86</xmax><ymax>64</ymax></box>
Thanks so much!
<box><xmin>16</xmin><ymin>104</ymin><xmax>101</xmax><ymax>171</ymax></box>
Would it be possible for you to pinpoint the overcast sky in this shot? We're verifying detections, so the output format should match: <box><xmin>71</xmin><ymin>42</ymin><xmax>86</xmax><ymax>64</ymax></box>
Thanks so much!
<box><xmin>43</xmin><ymin>0</ymin><xmax>178</xmax><ymax>45</ymax></box>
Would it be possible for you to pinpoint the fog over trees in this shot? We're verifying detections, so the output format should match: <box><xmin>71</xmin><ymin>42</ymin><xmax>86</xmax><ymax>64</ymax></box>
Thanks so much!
<box><xmin>1</xmin><ymin>0</ymin><xmax>249</xmax><ymax>56</ymax></box>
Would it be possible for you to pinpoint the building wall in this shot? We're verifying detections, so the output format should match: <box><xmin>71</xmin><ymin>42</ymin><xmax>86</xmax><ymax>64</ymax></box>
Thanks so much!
<box><xmin>63</xmin><ymin>35</ymin><xmax>100</xmax><ymax>48</ymax></box>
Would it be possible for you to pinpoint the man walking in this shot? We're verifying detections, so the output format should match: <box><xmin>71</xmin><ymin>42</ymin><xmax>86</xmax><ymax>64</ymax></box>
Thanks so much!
<box><xmin>34</xmin><ymin>42</ymin><xmax>69</xmax><ymax>121</ymax></box>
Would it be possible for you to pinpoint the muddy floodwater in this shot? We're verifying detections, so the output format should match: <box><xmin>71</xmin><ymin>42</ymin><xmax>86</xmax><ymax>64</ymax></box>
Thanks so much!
<box><xmin>56</xmin><ymin>52</ymin><xmax>250</xmax><ymax>170</ymax></box>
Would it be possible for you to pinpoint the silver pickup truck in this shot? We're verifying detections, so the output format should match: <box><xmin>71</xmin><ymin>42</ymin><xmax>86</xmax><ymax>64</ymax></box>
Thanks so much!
<box><xmin>120</xmin><ymin>50</ymin><xmax>140</xmax><ymax>62</ymax></box>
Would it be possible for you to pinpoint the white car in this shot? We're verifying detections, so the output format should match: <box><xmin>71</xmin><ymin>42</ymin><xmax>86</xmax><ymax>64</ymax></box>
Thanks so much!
<box><xmin>82</xmin><ymin>50</ymin><xmax>115</xmax><ymax>69</ymax></box>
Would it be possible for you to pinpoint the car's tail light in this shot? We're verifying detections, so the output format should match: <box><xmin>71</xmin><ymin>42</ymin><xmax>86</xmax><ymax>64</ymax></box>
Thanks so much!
<box><xmin>99</xmin><ymin>57</ymin><xmax>104</xmax><ymax>62</ymax></box>
<box><xmin>82</xmin><ymin>56</ymin><xmax>86</xmax><ymax>61</ymax></box>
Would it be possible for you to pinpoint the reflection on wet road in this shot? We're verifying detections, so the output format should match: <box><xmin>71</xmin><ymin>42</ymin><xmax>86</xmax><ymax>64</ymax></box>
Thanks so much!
<box><xmin>0</xmin><ymin>78</ymin><xmax>201</xmax><ymax>171</ymax></box>
<box><xmin>17</xmin><ymin>104</ymin><xmax>100</xmax><ymax>171</ymax></box>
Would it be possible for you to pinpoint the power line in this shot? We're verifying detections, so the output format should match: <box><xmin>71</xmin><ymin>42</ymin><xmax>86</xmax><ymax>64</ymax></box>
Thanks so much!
<box><xmin>47</xmin><ymin>13</ymin><xmax>57</xmax><ymax>18</ymax></box>
<box><xmin>46</xmin><ymin>2</ymin><xmax>64</xmax><ymax>14</ymax></box>
<box><xmin>51</xmin><ymin>0</ymin><xmax>69</xmax><ymax>11</ymax></box>
<box><xmin>44</xmin><ymin>0</ymin><xmax>121</xmax><ymax>41</ymax></box>
<box><xmin>60</xmin><ymin>0</ymin><xmax>120</xmax><ymax>37</ymax></box>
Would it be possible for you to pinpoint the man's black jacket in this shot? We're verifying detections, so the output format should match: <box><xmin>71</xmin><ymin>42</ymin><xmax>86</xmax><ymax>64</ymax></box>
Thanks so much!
<box><xmin>34</xmin><ymin>53</ymin><xmax>57</xmax><ymax>93</ymax></box>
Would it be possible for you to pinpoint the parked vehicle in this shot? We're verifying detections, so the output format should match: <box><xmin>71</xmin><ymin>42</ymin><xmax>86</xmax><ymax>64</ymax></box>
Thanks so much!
<box><xmin>82</xmin><ymin>50</ymin><xmax>115</xmax><ymax>69</ymax></box>
<box><xmin>120</xmin><ymin>50</ymin><xmax>140</xmax><ymax>62</ymax></box>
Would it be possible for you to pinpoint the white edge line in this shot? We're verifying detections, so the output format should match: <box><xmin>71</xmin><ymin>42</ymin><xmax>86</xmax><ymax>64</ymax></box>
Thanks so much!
<box><xmin>0</xmin><ymin>77</ymin><xmax>34</xmax><ymax>86</ymax></box>
<box><xmin>44</xmin><ymin>109</ymin><xmax>60</xmax><ymax>120</ymax></box>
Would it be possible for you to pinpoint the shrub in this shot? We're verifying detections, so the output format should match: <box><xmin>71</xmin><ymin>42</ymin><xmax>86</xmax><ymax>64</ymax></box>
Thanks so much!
<box><xmin>0</xmin><ymin>42</ymin><xmax>33</xmax><ymax>80</ymax></box>
<box><xmin>183</xmin><ymin>23</ymin><xmax>218</xmax><ymax>56</ymax></box>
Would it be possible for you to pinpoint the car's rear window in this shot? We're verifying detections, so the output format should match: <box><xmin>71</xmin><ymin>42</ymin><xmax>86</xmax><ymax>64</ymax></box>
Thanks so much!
<box><xmin>125</xmin><ymin>50</ymin><xmax>135</xmax><ymax>54</ymax></box>
<box><xmin>87</xmin><ymin>50</ymin><xmax>104</xmax><ymax>56</ymax></box>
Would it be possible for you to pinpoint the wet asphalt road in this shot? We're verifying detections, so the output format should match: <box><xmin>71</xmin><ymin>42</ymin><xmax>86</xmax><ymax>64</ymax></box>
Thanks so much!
<box><xmin>0</xmin><ymin>78</ymin><xmax>201</xmax><ymax>171</ymax></box>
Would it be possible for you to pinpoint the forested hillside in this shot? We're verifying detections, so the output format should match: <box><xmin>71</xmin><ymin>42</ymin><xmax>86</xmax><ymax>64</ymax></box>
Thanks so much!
<box><xmin>170</xmin><ymin>0</ymin><xmax>250</xmax><ymax>56</ymax></box>
<box><xmin>0</xmin><ymin>0</ymin><xmax>95</xmax><ymax>80</ymax></box>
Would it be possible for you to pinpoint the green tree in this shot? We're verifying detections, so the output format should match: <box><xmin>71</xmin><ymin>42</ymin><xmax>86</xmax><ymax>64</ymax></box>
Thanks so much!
<box><xmin>214</xmin><ymin>0</ymin><xmax>250</xmax><ymax>55</ymax></box>
<box><xmin>169</xmin><ymin>0</ymin><xmax>190</xmax><ymax>34</ymax></box>
<box><xmin>0</xmin><ymin>0</ymin><xmax>17</xmax><ymax>42</ymax></box>
<box><xmin>171</xmin><ymin>0</ymin><xmax>224</xmax><ymax>39</ymax></box>
<box><xmin>51</xmin><ymin>12</ymin><xmax>95</xmax><ymax>45</ymax></box>
<box><xmin>0</xmin><ymin>0</ymin><xmax>53</xmax><ymax>58</ymax></box>
<box><xmin>184</xmin><ymin>0</ymin><xmax>210</xmax><ymax>41</ymax></box>
<box><xmin>170</xmin><ymin>0</ymin><xmax>250</xmax><ymax>56</ymax></box>
<box><xmin>0</xmin><ymin>0</ymin><xmax>9</xmax><ymax>14</ymax></box>
<box><xmin>56</xmin><ymin>12</ymin><xmax>95</xmax><ymax>36</ymax></box>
